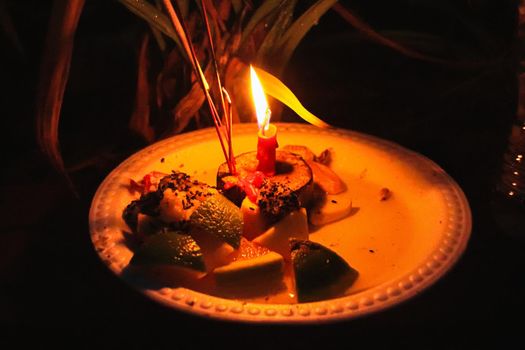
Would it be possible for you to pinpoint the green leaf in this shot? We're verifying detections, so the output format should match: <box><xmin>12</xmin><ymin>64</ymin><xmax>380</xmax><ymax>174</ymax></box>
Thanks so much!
<box><xmin>149</xmin><ymin>0</ymin><xmax>168</xmax><ymax>52</ymax></box>
<box><xmin>118</xmin><ymin>0</ymin><xmax>186</xmax><ymax>58</ymax></box>
<box><xmin>275</xmin><ymin>0</ymin><xmax>338</xmax><ymax>68</ymax></box>
<box><xmin>395</xmin><ymin>0</ymin><xmax>501</xmax><ymax>54</ymax></box>
<box><xmin>256</xmin><ymin>0</ymin><xmax>298</xmax><ymax>70</ymax></box>
<box><xmin>331</xmin><ymin>4</ymin><xmax>490</xmax><ymax>67</ymax></box>
<box><xmin>254</xmin><ymin>66</ymin><xmax>331</xmax><ymax>128</ymax></box>
<box><xmin>241</xmin><ymin>0</ymin><xmax>282</xmax><ymax>44</ymax></box>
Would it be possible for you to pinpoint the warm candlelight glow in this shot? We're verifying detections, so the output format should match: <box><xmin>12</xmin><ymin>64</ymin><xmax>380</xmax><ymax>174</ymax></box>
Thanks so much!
<box><xmin>251</xmin><ymin>65</ymin><xmax>277</xmax><ymax>176</ymax></box>
<box><xmin>250</xmin><ymin>65</ymin><xmax>271</xmax><ymax>133</ymax></box>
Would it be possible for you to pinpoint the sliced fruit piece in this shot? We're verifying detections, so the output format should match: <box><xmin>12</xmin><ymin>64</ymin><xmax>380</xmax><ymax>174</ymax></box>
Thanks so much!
<box><xmin>158</xmin><ymin>189</ymin><xmax>196</xmax><ymax>223</ymax></box>
<box><xmin>158</xmin><ymin>182</ymin><xmax>218</xmax><ymax>224</ymax></box>
<box><xmin>309</xmin><ymin>190</ymin><xmax>353</xmax><ymax>226</ymax></box>
<box><xmin>130</xmin><ymin>230</ymin><xmax>206</xmax><ymax>273</ymax></box>
<box><xmin>282</xmin><ymin>145</ymin><xmax>316</xmax><ymax>162</ymax></box>
<box><xmin>189</xmin><ymin>193</ymin><xmax>243</xmax><ymax>249</ymax></box>
<box><xmin>231</xmin><ymin>237</ymin><xmax>271</xmax><ymax>261</ymax></box>
<box><xmin>213</xmin><ymin>251</ymin><xmax>284</xmax><ymax>284</ymax></box>
<box><xmin>307</xmin><ymin>160</ymin><xmax>346</xmax><ymax>195</ymax></box>
<box><xmin>281</xmin><ymin>144</ymin><xmax>345</xmax><ymax>194</ymax></box>
<box><xmin>240</xmin><ymin>197</ymin><xmax>268</xmax><ymax>240</ymax></box>
<box><xmin>253</xmin><ymin>208</ymin><xmax>309</xmax><ymax>260</ymax></box>
<box><xmin>290</xmin><ymin>239</ymin><xmax>358</xmax><ymax>303</ymax></box>
<box><xmin>210</xmin><ymin>238</ymin><xmax>287</xmax><ymax>298</ymax></box>
<box><xmin>191</xmin><ymin>229</ymin><xmax>236</xmax><ymax>272</ymax></box>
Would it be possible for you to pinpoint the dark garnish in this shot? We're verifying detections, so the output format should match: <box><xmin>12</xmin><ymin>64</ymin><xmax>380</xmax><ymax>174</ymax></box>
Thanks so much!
<box><xmin>123</xmin><ymin>191</ymin><xmax>163</xmax><ymax>232</ymax></box>
<box><xmin>258</xmin><ymin>180</ymin><xmax>300</xmax><ymax>220</ymax></box>
<box><xmin>124</xmin><ymin>171</ymin><xmax>213</xmax><ymax>233</ymax></box>
<box><xmin>379</xmin><ymin>188</ymin><xmax>392</xmax><ymax>201</ymax></box>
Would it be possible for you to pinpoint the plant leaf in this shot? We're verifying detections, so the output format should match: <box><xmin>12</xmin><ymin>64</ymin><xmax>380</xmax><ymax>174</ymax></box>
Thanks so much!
<box><xmin>162</xmin><ymin>0</ymin><xmax>208</xmax><ymax>88</ymax></box>
<box><xmin>172</xmin><ymin>80</ymin><xmax>206</xmax><ymax>133</ymax></box>
<box><xmin>224</xmin><ymin>58</ymin><xmax>247</xmax><ymax>123</ymax></box>
<box><xmin>332</xmin><ymin>3</ymin><xmax>467</xmax><ymax>66</ymax></box>
<box><xmin>241</xmin><ymin>0</ymin><xmax>282</xmax><ymax>44</ymax></box>
<box><xmin>379</xmin><ymin>30</ymin><xmax>482</xmax><ymax>59</ymax></box>
<box><xmin>129</xmin><ymin>34</ymin><xmax>155</xmax><ymax>142</ymax></box>
<box><xmin>35</xmin><ymin>0</ymin><xmax>85</xmax><ymax>176</ymax></box>
<box><xmin>176</xmin><ymin>0</ymin><xmax>189</xmax><ymax>18</ymax></box>
<box><xmin>216</xmin><ymin>0</ymin><xmax>233</xmax><ymax>27</ymax></box>
<box><xmin>254</xmin><ymin>66</ymin><xmax>331</xmax><ymax>128</ymax></box>
<box><xmin>231</xmin><ymin>0</ymin><xmax>242</xmax><ymax>14</ymax></box>
<box><xmin>148</xmin><ymin>0</ymin><xmax>168</xmax><ymax>52</ymax></box>
<box><xmin>118</xmin><ymin>0</ymin><xmax>186</xmax><ymax>58</ymax></box>
<box><xmin>394</xmin><ymin>0</ymin><xmax>502</xmax><ymax>55</ymax></box>
<box><xmin>203</xmin><ymin>0</ymin><xmax>226</xmax><ymax>32</ymax></box>
<box><xmin>256</xmin><ymin>0</ymin><xmax>297</xmax><ymax>71</ymax></box>
<box><xmin>172</xmin><ymin>60</ymin><xmax>216</xmax><ymax>134</ymax></box>
<box><xmin>275</xmin><ymin>0</ymin><xmax>337</xmax><ymax>68</ymax></box>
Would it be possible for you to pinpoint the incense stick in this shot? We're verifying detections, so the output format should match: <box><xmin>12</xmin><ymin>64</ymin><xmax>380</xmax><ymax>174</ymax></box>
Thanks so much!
<box><xmin>200</xmin><ymin>0</ymin><xmax>228</xmax><ymax>127</ymax></box>
<box><xmin>223</xmin><ymin>87</ymin><xmax>236</xmax><ymax>174</ymax></box>
<box><xmin>163</xmin><ymin>0</ymin><xmax>235</xmax><ymax>174</ymax></box>
<box><xmin>199</xmin><ymin>0</ymin><xmax>236</xmax><ymax>174</ymax></box>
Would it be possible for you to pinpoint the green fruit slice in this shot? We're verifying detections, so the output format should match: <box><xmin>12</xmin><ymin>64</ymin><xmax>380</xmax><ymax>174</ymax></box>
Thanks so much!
<box><xmin>189</xmin><ymin>193</ymin><xmax>242</xmax><ymax>249</ymax></box>
<box><xmin>213</xmin><ymin>251</ymin><xmax>284</xmax><ymax>284</ymax></box>
<box><xmin>130</xmin><ymin>230</ymin><xmax>206</xmax><ymax>272</ymax></box>
<box><xmin>290</xmin><ymin>239</ymin><xmax>358</xmax><ymax>303</ymax></box>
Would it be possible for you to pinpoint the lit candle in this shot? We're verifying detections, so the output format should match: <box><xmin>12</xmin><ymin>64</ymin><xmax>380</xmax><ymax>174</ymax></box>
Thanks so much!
<box><xmin>251</xmin><ymin>65</ymin><xmax>278</xmax><ymax>176</ymax></box>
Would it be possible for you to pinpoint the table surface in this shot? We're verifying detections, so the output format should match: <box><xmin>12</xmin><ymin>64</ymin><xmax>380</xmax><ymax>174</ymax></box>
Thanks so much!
<box><xmin>1</xmin><ymin>1</ymin><xmax>523</xmax><ymax>346</ymax></box>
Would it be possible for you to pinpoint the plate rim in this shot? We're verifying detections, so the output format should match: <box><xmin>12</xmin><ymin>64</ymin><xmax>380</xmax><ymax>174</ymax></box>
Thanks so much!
<box><xmin>89</xmin><ymin>122</ymin><xmax>472</xmax><ymax>324</ymax></box>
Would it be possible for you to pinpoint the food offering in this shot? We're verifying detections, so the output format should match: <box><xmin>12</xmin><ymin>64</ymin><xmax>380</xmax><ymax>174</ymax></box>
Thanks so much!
<box><xmin>122</xmin><ymin>145</ymin><xmax>359</xmax><ymax>303</ymax></box>
<box><xmin>90</xmin><ymin>123</ymin><xmax>472</xmax><ymax>322</ymax></box>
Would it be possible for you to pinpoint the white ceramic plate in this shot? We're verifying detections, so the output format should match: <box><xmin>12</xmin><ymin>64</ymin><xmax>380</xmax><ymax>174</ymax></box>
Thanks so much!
<box><xmin>89</xmin><ymin>123</ymin><xmax>471</xmax><ymax>323</ymax></box>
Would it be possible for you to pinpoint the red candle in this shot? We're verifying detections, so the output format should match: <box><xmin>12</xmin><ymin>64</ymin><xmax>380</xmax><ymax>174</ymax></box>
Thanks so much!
<box><xmin>257</xmin><ymin>123</ymin><xmax>278</xmax><ymax>175</ymax></box>
<box><xmin>251</xmin><ymin>65</ymin><xmax>278</xmax><ymax>176</ymax></box>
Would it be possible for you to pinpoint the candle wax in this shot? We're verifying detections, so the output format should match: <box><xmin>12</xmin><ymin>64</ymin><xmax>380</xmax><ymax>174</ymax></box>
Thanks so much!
<box><xmin>256</xmin><ymin>124</ymin><xmax>278</xmax><ymax>176</ymax></box>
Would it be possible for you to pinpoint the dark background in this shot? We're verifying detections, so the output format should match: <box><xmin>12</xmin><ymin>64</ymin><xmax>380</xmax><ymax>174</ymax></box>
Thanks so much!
<box><xmin>1</xmin><ymin>0</ymin><xmax>523</xmax><ymax>347</ymax></box>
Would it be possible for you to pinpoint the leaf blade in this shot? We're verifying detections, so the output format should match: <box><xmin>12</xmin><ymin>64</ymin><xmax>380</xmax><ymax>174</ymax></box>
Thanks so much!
<box><xmin>256</xmin><ymin>0</ymin><xmax>297</xmax><ymax>71</ymax></box>
<box><xmin>275</xmin><ymin>0</ymin><xmax>337</xmax><ymax>68</ymax></box>
<box><xmin>241</xmin><ymin>0</ymin><xmax>282</xmax><ymax>44</ymax></box>
<box><xmin>118</xmin><ymin>0</ymin><xmax>186</xmax><ymax>58</ymax></box>
<box><xmin>129</xmin><ymin>34</ymin><xmax>155</xmax><ymax>142</ymax></box>
<box><xmin>35</xmin><ymin>0</ymin><xmax>85</xmax><ymax>175</ymax></box>
<box><xmin>254</xmin><ymin>66</ymin><xmax>331</xmax><ymax>128</ymax></box>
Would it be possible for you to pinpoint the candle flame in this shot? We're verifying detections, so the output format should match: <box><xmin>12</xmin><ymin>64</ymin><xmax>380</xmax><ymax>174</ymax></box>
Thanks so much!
<box><xmin>250</xmin><ymin>65</ymin><xmax>271</xmax><ymax>131</ymax></box>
